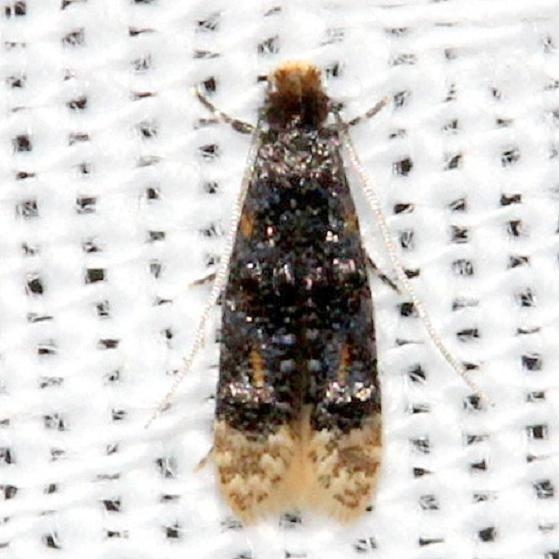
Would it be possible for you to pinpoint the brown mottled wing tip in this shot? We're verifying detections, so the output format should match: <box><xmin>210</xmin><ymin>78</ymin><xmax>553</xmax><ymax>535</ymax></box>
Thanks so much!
<box><xmin>213</xmin><ymin>414</ymin><xmax>382</xmax><ymax>523</ymax></box>
<box><xmin>213</xmin><ymin>420</ymin><xmax>300</xmax><ymax>523</ymax></box>
<box><xmin>303</xmin><ymin>414</ymin><xmax>383</xmax><ymax>522</ymax></box>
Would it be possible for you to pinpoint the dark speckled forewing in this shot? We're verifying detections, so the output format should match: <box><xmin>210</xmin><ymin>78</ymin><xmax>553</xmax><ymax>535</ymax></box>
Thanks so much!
<box><xmin>214</xmin><ymin>127</ymin><xmax>381</xmax><ymax>520</ymax></box>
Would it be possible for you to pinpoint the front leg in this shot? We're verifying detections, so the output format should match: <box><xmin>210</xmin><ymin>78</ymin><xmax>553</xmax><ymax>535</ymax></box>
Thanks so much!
<box><xmin>367</xmin><ymin>255</ymin><xmax>400</xmax><ymax>293</ymax></box>
<box><xmin>346</xmin><ymin>96</ymin><xmax>390</xmax><ymax>128</ymax></box>
<box><xmin>194</xmin><ymin>88</ymin><xmax>255</xmax><ymax>134</ymax></box>
<box><xmin>328</xmin><ymin>97</ymin><xmax>389</xmax><ymax>133</ymax></box>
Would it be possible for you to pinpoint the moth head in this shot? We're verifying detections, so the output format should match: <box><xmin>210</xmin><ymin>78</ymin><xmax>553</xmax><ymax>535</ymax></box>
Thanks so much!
<box><xmin>266</xmin><ymin>61</ymin><xmax>330</xmax><ymax>129</ymax></box>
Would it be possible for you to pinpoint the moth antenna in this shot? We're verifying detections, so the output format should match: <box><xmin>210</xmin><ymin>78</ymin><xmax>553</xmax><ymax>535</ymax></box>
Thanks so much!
<box><xmin>336</xmin><ymin>111</ymin><xmax>492</xmax><ymax>407</ymax></box>
<box><xmin>144</xmin><ymin>121</ymin><xmax>263</xmax><ymax>429</ymax></box>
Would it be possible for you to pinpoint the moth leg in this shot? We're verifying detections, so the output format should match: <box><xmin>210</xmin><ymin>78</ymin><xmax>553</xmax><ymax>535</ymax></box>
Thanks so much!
<box><xmin>194</xmin><ymin>89</ymin><xmax>255</xmax><ymax>134</ymax></box>
<box><xmin>346</xmin><ymin>96</ymin><xmax>390</xmax><ymax>128</ymax></box>
<box><xmin>328</xmin><ymin>97</ymin><xmax>389</xmax><ymax>133</ymax></box>
<box><xmin>195</xmin><ymin>446</ymin><xmax>213</xmax><ymax>472</ymax></box>
<box><xmin>367</xmin><ymin>255</ymin><xmax>400</xmax><ymax>293</ymax></box>
<box><xmin>191</xmin><ymin>270</ymin><xmax>216</xmax><ymax>287</ymax></box>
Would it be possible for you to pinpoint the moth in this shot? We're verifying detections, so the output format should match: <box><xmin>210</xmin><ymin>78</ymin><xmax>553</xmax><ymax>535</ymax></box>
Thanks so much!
<box><xmin>198</xmin><ymin>62</ymin><xmax>388</xmax><ymax>522</ymax></box>
<box><xmin>146</xmin><ymin>60</ymin><xmax>482</xmax><ymax>524</ymax></box>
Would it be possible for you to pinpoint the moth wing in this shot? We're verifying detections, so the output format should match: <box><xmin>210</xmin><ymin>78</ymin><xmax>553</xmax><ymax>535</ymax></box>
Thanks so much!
<box><xmin>214</xmin><ymin>419</ymin><xmax>300</xmax><ymax>522</ymax></box>
<box><xmin>304</xmin><ymin>402</ymin><xmax>382</xmax><ymax>521</ymax></box>
<box><xmin>214</xmin><ymin>172</ymin><xmax>303</xmax><ymax>521</ymax></box>
<box><xmin>303</xmin><ymin>286</ymin><xmax>382</xmax><ymax>521</ymax></box>
<box><xmin>300</xmin><ymin>149</ymin><xmax>382</xmax><ymax>521</ymax></box>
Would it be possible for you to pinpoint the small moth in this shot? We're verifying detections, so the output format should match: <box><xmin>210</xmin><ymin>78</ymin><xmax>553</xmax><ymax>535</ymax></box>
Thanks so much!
<box><xmin>206</xmin><ymin>62</ymin><xmax>385</xmax><ymax>522</ymax></box>
<box><xmin>147</xmin><ymin>60</ymin><xmax>484</xmax><ymax>524</ymax></box>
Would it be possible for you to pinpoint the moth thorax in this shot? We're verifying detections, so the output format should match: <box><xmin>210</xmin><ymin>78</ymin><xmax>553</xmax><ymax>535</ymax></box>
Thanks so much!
<box><xmin>266</xmin><ymin>61</ymin><xmax>330</xmax><ymax>129</ymax></box>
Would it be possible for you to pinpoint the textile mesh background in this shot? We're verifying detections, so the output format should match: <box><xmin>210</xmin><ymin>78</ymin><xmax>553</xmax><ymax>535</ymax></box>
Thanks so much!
<box><xmin>1</xmin><ymin>1</ymin><xmax>559</xmax><ymax>558</ymax></box>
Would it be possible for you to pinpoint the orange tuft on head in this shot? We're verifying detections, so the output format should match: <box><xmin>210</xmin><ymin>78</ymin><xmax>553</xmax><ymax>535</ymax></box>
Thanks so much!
<box><xmin>266</xmin><ymin>61</ymin><xmax>330</xmax><ymax>129</ymax></box>
<box><xmin>271</xmin><ymin>62</ymin><xmax>323</xmax><ymax>99</ymax></box>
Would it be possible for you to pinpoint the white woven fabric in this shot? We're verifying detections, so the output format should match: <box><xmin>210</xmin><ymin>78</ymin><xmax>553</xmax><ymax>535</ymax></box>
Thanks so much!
<box><xmin>2</xmin><ymin>1</ymin><xmax>559</xmax><ymax>557</ymax></box>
